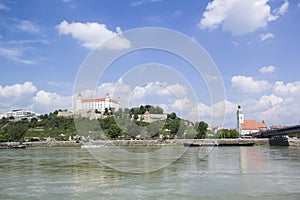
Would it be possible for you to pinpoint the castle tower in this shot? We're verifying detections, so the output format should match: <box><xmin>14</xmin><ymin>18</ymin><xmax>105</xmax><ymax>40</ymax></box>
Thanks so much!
<box><xmin>236</xmin><ymin>105</ymin><xmax>244</xmax><ymax>136</ymax></box>
<box><xmin>76</xmin><ymin>93</ymin><xmax>82</xmax><ymax>111</ymax></box>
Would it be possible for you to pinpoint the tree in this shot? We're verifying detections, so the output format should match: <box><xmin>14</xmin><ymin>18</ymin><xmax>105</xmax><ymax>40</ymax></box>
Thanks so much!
<box><xmin>105</xmin><ymin>124</ymin><xmax>122</xmax><ymax>139</ymax></box>
<box><xmin>218</xmin><ymin>129</ymin><xmax>239</xmax><ymax>138</ymax></box>
<box><xmin>167</xmin><ymin>112</ymin><xmax>177</xmax><ymax>120</ymax></box>
<box><xmin>126</xmin><ymin>122</ymin><xmax>141</xmax><ymax>138</ymax></box>
<box><xmin>146</xmin><ymin>121</ymin><xmax>163</xmax><ymax>137</ymax></box>
<box><xmin>195</xmin><ymin>121</ymin><xmax>208</xmax><ymax>139</ymax></box>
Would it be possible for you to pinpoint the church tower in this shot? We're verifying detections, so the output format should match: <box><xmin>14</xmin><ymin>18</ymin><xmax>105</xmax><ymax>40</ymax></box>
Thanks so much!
<box><xmin>236</xmin><ymin>105</ymin><xmax>244</xmax><ymax>136</ymax></box>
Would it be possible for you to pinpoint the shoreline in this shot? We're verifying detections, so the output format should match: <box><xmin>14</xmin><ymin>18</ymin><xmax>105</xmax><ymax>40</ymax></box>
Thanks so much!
<box><xmin>1</xmin><ymin>138</ymin><xmax>299</xmax><ymax>148</ymax></box>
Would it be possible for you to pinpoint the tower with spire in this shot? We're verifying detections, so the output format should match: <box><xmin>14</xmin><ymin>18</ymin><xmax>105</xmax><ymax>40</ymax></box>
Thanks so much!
<box><xmin>236</xmin><ymin>105</ymin><xmax>244</xmax><ymax>136</ymax></box>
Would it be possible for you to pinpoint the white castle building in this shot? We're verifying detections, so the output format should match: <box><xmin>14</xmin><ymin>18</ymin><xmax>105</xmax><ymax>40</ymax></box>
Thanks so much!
<box><xmin>75</xmin><ymin>93</ymin><xmax>120</xmax><ymax>112</ymax></box>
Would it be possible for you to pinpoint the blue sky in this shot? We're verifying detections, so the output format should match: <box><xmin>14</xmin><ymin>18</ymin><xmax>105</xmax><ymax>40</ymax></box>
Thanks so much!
<box><xmin>0</xmin><ymin>0</ymin><xmax>300</xmax><ymax>128</ymax></box>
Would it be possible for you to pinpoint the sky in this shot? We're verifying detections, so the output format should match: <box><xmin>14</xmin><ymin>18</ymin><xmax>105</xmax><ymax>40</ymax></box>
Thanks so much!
<box><xmin>0</xmin><ymin>0</ymin><xmax>300</xmax><ymax>128</ymax></box>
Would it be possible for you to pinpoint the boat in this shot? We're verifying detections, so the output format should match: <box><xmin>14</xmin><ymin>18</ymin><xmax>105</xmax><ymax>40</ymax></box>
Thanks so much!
<box><xmin>183</xmin><ymin>143</ymin><xmax>201</xmax><ymax>147</ymax></box>
<box><xmin>218</xmin><ymin>142</ymin><xmax>255</xmax><ymax>146</ymax></box>
<box><xmin>183</xmin><ymin>143</ymin><xmax>218</xmax><ymax>147</ymax></box>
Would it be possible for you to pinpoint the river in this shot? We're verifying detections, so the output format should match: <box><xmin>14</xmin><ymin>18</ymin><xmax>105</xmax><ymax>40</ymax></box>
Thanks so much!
<box><xmin>0</xmin><ymin>146</ymin><xmax>299</xmax><ymax>199</ymax></box>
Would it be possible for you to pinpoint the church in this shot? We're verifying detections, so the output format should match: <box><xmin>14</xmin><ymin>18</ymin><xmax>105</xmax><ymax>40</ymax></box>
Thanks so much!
<box><xmin>236</xmin><ymin>105</ymin><xmax>267</xmax><ymax>136</ymax></box>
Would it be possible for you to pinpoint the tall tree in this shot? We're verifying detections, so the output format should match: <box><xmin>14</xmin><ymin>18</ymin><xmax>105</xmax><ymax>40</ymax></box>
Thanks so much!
<box><xmin>195</xmin><ymin>121</ymin><xmax>208</xmax><ymax>139</ymax></box>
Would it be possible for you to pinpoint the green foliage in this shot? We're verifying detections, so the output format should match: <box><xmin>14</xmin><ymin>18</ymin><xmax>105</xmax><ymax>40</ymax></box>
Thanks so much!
<box><xmin>129</xmin><ymin>105</ymin><xmax>164</xmax><ymax>116</ymax></box>
<box><xmin>195</xmin><ymin>121</ymin><xmax>208</xmax><ymax>139</ymax></box>
<box><xmin>0</xmin><ymin>107</ymin><xmax>214</xmax><ymax>141</ymax></box>
<box><xmin>218</xmin><ymin>129</ymin><xmax>239</xmax><ymax>138</ymax></box>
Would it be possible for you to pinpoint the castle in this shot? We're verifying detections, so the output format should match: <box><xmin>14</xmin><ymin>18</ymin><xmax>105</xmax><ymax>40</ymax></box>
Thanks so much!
<box><xmin>75</xmin><ymin>93</ymin><xmax>120</xmax><ymax>112</ymax></box>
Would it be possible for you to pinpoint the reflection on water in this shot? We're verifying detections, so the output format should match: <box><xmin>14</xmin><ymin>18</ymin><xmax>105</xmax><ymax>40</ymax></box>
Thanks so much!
<box><xmin>0</xmin><ymin>146</ymin><xmax>299</xmax><ymax>199</ymax></box>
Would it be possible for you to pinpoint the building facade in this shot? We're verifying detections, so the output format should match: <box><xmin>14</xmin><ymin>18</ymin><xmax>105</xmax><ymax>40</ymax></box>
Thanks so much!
<box><xmin>137</xmin><ymin>111</ymin><xmax>168</xmax><ymax>123</ymax></box>
<box><xmin>5</xmin><ymin>109</ymin><xmax>38</xmax><ymax>121</ymax></box>
<box><xmin>236</xmin><ymin>105</ymin><xmax>267</xmax><ymax>136</ymax></box>
<box><xmin>75</xmin><ymin>93</ymin><xmax>120</xmax><ymax>112</ymax></box>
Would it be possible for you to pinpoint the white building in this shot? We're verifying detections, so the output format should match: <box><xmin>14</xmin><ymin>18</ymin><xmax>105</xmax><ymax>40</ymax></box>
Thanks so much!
<box><xmin>236</xmin><ymin>105</ymin><xmax>267</xmax><ymax>136</ymax></box>
<box><xmin>137</xmin><ymin>111</ymin><xmax>167</xmax><ymax>123</ymax></box>
<box><xmin>75</xmin><ymin>93</ymin><xmax>120</xmax><ymax>113</ymax></box>
<box><xmin>5</xmin><ymin>109</ymin><xmax>38</xmax><ymax>121</ymax></box>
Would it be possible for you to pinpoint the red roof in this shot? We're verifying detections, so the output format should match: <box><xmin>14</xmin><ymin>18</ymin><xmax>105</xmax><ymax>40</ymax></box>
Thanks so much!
<box><xmin>81</xmin><ymin>98</ymin><xmax>119</xmax><ymax>103</ymax></box>
<box><xmin>241</xmin><ymin>120</ymin><xmax>267</xmax><ymax>130</ymax></box>
<box><xmin>144</xmin><ymin>111</ymin><xmax>150</xmax><ymax>115</ymax></box>
<box><xmin>81</xmin><ymin>98</ymin><xmax>106</xmax><ymax>103</ymax></box>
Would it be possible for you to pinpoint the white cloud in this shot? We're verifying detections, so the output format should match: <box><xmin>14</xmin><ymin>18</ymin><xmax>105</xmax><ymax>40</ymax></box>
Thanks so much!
<box><xmin>231</xmin><ymin>75</ymin><xmax>272</xmax><ymax>93</ymax></box>
<box><xmin>231</xmin><ymin>79</ymin><xmax>300</xmax><ymax>126</ymax></box>
<box><xmin>0</xmin><ymin>82</ymin><xmax>37</xmax><ymax>113</ymax></box>
<box><xmin>273</xmin><ymin>81</ymin><xmax>300</xmax><ymax>98</ymax></box>
<box><xmin>259</xmin><ymin>65</ymin><xmax>276</xmax><ymax>73</ymax></box>
<box><xmin>33</xmin><ymin>90</ymin><xmax>72</xmax><ymax>112</ymax></box>
<box><xmin>170</xmin><ymin>97</ymin><xmax>191</xmax><ymax>112</ymax></box>
<box><xmin>258</xmin><ymin>94</ymin><xmax>283</xmax><ymax>107</ymax></box>
<box><xmin>96</xmin><ymin>78</ymin><xmax>132</xmax><ymax>105</ymax></box>
<box><xmin>130</xmin><ymin>0</ymin><xmax>162</xmax><ymax>7</ymax></box>
<box><xmin>0</xmin><ymin>3</ymin><xmax>9</xmax><ymax>10</ymax></box>
<box><xmin>56</xmin><ymin>20</ymin><xmax>131</xmax><ymax>50</ymax></box>
<box><xmin>0</xmin><ymin>46</ymin><xmax>36</xmax><ymax>64</ymax></box>
<box><xmin>199</xmin><ymin>0</ymin><xmax>287</xmax><ymax>35</ymax></box>
<box><xmin>259</xmin><ymin>33</ymin><xmax>274</xmax><ymax>41</ymax></box>
<box><xmin>273</xmin><ymin>0</ymin><xmax>289</xmax><ymax>16</ymax></box>
<box><xmin>0</xmin><ymin>82</ymin><xmax>37</xmax><ymax>99</ymax></box>
<box><xmin>17</xmin><ymin>20</ymin><xmax>40</xmax><ymax>34</ymax></box>
<box><xmin>0</xmin><ymin>82</ymin><xmax>73</xmax><ymax>114</ymax></box>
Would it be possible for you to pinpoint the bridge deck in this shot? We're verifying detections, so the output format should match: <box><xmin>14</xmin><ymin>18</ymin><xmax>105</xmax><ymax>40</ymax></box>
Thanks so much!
<box><xmin>254</xmin><ymin>125</ymin><xmax>300</xmax><ymax>138</ymax></box>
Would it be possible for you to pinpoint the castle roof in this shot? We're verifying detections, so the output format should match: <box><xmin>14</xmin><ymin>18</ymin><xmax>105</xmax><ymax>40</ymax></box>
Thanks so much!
<box><xmin>81</xmin><ymin>98</ymin><xmax>119</xmax><ymax>104</ymax></box>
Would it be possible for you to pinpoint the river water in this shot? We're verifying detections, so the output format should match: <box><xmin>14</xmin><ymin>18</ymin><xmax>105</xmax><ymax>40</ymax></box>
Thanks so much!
<box><xmin>0</xmin><ymin>146</ymin><xmax>299</xmax><ymax>199</ymax></box>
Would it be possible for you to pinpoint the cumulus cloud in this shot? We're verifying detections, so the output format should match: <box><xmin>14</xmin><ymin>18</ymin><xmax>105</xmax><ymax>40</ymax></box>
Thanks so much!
<box><xmin>259</xmin><ymin>33</ymin><xmax>274</xmax><ymax>41</ymax></box>
<box><xmin>56</xmin><ymin>20</ymin><xmax>131</xmax><ymax>50</ymax></box>
<box><xmin>259</xmin><ymin>65</ymin><xmax>276</xmax><ymax>73</ymax></box>
<box><xmin>0</xmin><ymin>82</ymin><xmax>37</xmax><ymax>99</ymax></box>
<box><xmin>0</xmin><ymin>82</ymin><xmax>72</xmax><ymax>114</ymax></box>
<box><xmin>273</xmin><ymin>81</ymin><xmax>300</xmax><ymax>98</ymax></box>
<box><xmin>231</xmin><ymin>75</ymin><xmax>272</xmax><ymax>93</ymax></box>
<box><xmin>231</xmin><ymin>78</ymin><xmax>300</xmax><ymax>126</ymax></box>
<box><xmin>33</xmin><ymin>90</ymin><xmax>72</xmax><ymax>113</ymax></box>
<box><xmin>199</xmin><ymin>0</ymin><xmax>288</xmax><ymax>35</ymax></box>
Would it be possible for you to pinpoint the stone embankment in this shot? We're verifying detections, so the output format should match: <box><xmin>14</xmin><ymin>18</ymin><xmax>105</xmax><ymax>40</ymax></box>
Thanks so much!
<box><xmin>1</xmin><ymin>138</ymin><xmax>299</xmax><ymax>147</ymax></box>
<box><xmin>89</xmin><ymin>138</ymin><xmax>270</xmax><ymax>146</ymax></box>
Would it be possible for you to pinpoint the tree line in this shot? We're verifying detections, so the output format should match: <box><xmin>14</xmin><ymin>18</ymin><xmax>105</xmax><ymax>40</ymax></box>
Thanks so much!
<box><xmin>0</xmin><ymin>106</ymin><xmax>240</xmax><ymax>142</ymax></box>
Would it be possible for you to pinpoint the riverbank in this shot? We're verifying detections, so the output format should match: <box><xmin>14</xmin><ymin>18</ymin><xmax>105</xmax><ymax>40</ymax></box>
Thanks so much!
<box><xmin>105</xmin><ymin>138</ymin><xmax>270</xmax><ymax>146</ymax></box>
<box><xmin>1</xmin><ymin>138</ymin><xmax>299</xmax><ymax>148</ymax></box>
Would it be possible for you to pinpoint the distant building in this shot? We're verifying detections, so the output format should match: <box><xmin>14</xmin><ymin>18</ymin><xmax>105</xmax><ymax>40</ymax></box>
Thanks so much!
<box><xmin>75</xmin><ymin>93</ymin><xmax>120</xmax><ymax>112</ymax></box>
<box><xmin>5</xmin><ymin>109</ymin><xmax>38</xmax><ymax>121</ymax></box>
<box><xmin>137</xmin><ymin>111</ymin><xmax>167</xmax><ymax>123</ymax></box>
<box><xmin>270</xmin><ymin>125</ymin><xmax>288</xmax><ymax>130</ymax></box>
<box><xmin>236</xmin><ymin>105</ymin><xmax>267</xmax><ymax>136</ymax></box>
<box><xmin>58</xmin><ymin>93</ymin><xmax>120</xmax><ymax>120</ymax></box>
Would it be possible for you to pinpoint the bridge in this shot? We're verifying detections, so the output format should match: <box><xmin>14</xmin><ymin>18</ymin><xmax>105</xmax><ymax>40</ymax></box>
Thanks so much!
<box><xmin>253</xmin><ymin>125</ymin><xmax>300</xmax><ymax>138</ymax></box>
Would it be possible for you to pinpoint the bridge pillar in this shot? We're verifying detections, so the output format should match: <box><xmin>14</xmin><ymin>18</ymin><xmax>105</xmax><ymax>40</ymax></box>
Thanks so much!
<box><xmin>269</xmin><ymin>136</ymin><xmax>289</xmax><ymax>146</ymax></box>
